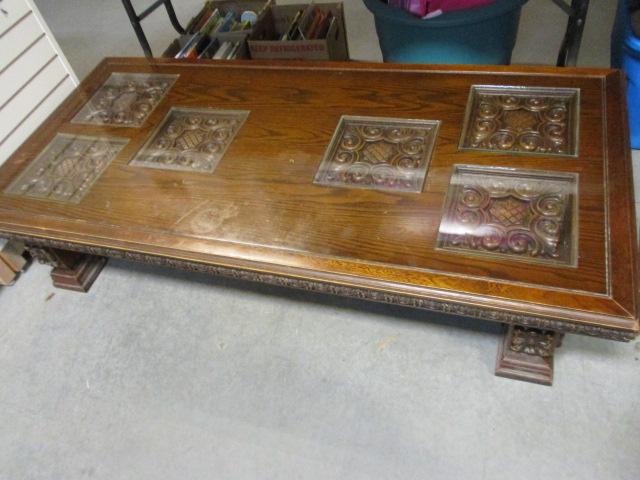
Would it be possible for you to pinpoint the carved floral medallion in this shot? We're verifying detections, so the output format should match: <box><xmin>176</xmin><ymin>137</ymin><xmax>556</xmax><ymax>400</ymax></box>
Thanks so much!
<box><xmin>313</xmin><ymin>115</ymin><xmax>440</xmax><ymax>193</ymax></box>
<box><xmin>71</xmin><ymin>73</ymin><xmax>178</xmax><ymax>127</ymax></box>
<box><xmin>509</xmin><ymin>325</ymin><xmax>556</xmax><ymax>357</ymax></box>
<box><xmin>4</xmin><ymin>134</ymin><xmax>128</xmax><ymax>204</ymax></box>
<box><xmin>459</xmin><ymin>86</ymin><xmax>579</xmax><ymax>156</ymax></box>
<box><xmin>437</xmin><ymin>165</ymin><xmax>578</xmax><ymax>266</ymax></box>
<box><xmin>129</xmin><ymin>107</ymin><xmax>249</xmax><ymax>173</ymax></box>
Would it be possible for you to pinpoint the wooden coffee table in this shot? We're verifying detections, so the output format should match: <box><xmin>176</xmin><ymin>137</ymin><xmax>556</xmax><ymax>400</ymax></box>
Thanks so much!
<box><xmin>0</xmin><ymin>58</ymin><xmax>636</xmax><ymax>385</ymax></box>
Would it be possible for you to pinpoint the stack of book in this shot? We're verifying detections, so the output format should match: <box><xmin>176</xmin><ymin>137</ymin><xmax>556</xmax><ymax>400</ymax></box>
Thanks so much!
<box><xmin>174</xmin><ymin>1</ymin><xmax>270</xmax><ymax>59</ymax></box>
<box><xmin>164</xmin><ymin>1</ymin><xmax>349</xmax><ymax>61</ymax></box>
<box><xmin>248</xmin><ymin>2</ymin><xmax>349</xmax><ymax>61</ymax></box>
<box><xmin>198</xmin><ymin>39</ymin><xmax>246</xmax><ymax>59</ymax></box>
<box><xmin>0</xmin><ymin>239</ymin><xmax>27</xmax><ymax>286</ymax></box>
<box><xmin>277</xmin><ymin>4</ymin><xmax>335</xmax><ymax>41</ymax></box>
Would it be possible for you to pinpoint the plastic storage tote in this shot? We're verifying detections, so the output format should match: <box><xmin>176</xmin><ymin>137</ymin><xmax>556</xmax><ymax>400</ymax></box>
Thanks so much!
<box><xmin>362</xmin><ymin>0</ymin><xmax>528</xmax><ymax>65</ymax></box>
<box><xmin>612</xmin><ymin>0</ymin><xmax>640</xmax><ymax>149</ymax></box>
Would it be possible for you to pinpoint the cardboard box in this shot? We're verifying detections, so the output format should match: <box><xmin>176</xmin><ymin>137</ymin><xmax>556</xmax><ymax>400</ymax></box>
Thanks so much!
<box><xmin>0</xmin><ymin>256</ymin><xmax>16</xmax><ymax>286</ymax></box>
<box><xmin>0</xmin><ymin>239</ymin><xmax>26</xmax><ymax>272</ymax></box>
<box><xmin>185</xmin><ymin>0</ymin><xmax>272</xmax><ymax>34</ymax></box>
<box><xmin>163</xmin><ymin>34</ymin><xmax>250</xmax><ymax>59</ymax></box>
<box><xmin>248</xmin><ymin>3</ymin><xmax>349</xmax><ymax>61</ymax></box>
<box><xmin>163</xmin><ymin>0</ymin><xmax>272</xmax><ymax>58</ymax></box>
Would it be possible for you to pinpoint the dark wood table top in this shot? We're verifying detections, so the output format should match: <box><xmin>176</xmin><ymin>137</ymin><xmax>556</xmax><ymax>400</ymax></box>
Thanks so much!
<box><xmin>0</xmin><ymin>58</ymin><xmax>637</xmax><ymax>340</ymax></box>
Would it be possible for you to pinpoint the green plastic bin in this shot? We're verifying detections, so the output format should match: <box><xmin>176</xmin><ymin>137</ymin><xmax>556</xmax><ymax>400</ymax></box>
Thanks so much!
<box><xmin>362</xmin><ymin>0</ymin><xmax>528</xmax><ymax>64</ymax></box>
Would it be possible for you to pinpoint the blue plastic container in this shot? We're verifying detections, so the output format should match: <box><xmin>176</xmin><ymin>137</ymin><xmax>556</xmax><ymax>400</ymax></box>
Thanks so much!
<box><xmin>611</xmin><ymin>0</ymin><xmax>640</xmax><ymax>149</ymax></box>
<box><xmin>362</xmin><ymin>0</ymin><xmax>528</xmax><ymax>64</ymax></box>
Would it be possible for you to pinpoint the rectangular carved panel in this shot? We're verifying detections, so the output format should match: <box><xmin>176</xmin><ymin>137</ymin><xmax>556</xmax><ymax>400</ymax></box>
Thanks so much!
<box><xmin>4</xmin><ymin>134</ymin><xmax>128</xmax><ymax>204</ymax></box>
<box><xmin>313</xmin><ymin>115</ymin><xmax>440</xmax><ymax>193</ymax></box>
<box><xmin>128</xmin><ymin>107</ymin><xmax>249</xmax><ymax>173</ymax></box>
<box><xmin>459</xmin><ymin>86</ymin><xmax>579</xmax><ymax>156</ymax></box>
<box><xmin>71</xmin><ymin>72</ymin><xmax>178</xmax><ymax>127</ymax></box>
<box><xmin>437</xmin><ymin>165</ymin><xmax>578</xmax><ymax>266</ymax></box>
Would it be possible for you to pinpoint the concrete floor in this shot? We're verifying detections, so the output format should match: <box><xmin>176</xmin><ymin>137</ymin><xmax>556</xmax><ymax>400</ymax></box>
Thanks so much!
<box><xmin>2</xmin><ymin>0</ymin><xmax>639</xmax><ymax>479</ymax></box>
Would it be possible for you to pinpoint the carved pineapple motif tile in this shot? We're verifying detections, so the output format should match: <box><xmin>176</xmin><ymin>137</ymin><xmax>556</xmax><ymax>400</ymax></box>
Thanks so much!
<box><xmin>459</xmin><ymin>86</ymin><xmax>579</xmax><ymax>156</ymax></box>
<box><xmin>129</xmin><ymin>107</ymin><xmax>249</xmax><ymax>173</ymax></box>
<box><xmin>71</xmin><ymin>73</ymin><xmax>178</xmax><ymax>127</ymax></box>
<box><xmin>314</xmin><ymin>115</ymin><xmax>440</xmax><ymax>193</ymax></box>
<box><xmin>437</xmin><ymin>165</ymin><xmax>578</xmax><ymax>266</ymax></box>
<box><xmin>4</xmin><ymin>134</ymin><xmax>128</xmax><ymax>204</ymax></box>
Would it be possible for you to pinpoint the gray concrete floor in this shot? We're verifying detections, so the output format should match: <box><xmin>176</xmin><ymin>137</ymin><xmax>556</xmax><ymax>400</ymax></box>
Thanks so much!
<box><xmin>2</xmin><ymin>0</ymin><xmax>639</xmax><ymax>479</ymax></box>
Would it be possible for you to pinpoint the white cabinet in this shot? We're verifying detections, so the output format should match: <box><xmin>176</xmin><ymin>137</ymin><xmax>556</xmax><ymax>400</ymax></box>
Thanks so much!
<box><xmin>0</xmin><ymin>0</ymin><xmax>78</xmax><ymax>164</ymax></box>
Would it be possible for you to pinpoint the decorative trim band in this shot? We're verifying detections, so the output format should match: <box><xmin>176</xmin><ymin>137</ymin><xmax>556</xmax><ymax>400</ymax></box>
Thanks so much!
<box><xmin>3</xmin><ymin>232</ymin><xmax>636</xmax><ymax>342</ymax></box>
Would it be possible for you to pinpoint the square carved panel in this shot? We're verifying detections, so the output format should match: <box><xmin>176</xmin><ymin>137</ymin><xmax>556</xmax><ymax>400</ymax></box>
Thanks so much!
<box><xmin>4</xmin><ymin>134</ymin><xmax>128</xmax><ymax>204</ymax></box>
<box><xmin>459</xmin><ymin>86</ymin><xmax>579</xmax><ymax>156</ymax></box>
<box><xmin>71</xmin><ymin>72</ymin><xmax>178</xmax><ymax>127</ymax></box>
<box><xmin>313</xmin><ymin>115</ymin><xmax>440</xmax><ymax>193</ymax></box>
<box><xmin>129</xmin><ymin>107</ymin><xmax>249</xmax><ymax>173</ymax></box>
<box><xmin>437</xmin><ymin>165</ymin><xmax>578</xmax><ymax>266</ymax></box>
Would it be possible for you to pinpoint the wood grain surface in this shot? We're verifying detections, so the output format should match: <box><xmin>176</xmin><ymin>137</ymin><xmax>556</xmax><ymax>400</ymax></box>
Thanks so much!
<box><xmin>0</xmin><ymin>58</ymin><xmax>636</xmax><ymax>337</ymax></box>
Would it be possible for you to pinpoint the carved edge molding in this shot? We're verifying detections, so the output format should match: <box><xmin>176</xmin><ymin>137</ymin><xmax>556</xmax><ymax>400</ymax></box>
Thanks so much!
<box><xmin>4</xmin><ymin>232</ymin><xmax>635</xmax><ymax>342</ymax></box>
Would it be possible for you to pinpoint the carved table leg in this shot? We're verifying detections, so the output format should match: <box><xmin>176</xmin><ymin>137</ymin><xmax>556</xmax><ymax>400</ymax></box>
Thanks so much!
<box><xmin>495</xmin><ymin>325</ymin><xmax>564</xmax><ymax>386</ymax></box>
<box><xmin>28</xmin><ymin>247</ymin><xmax>107</xmax><ymax>293</ymax></box>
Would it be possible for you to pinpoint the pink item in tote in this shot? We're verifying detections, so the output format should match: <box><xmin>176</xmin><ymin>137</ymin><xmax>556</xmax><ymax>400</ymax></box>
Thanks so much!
<box><xmin>426</xmin><ymin>0</ymin><xmax>495</xmax><ymax>14</ymax></box>
<box><xmin>406</xmin><ymin>0</ymin><xmax>429</xmax><ymax>17</ymax></box>
<box><xmin>387</xmin><ymin>0</ymin><xmax>496</xmax><ymax>17</ymax></box>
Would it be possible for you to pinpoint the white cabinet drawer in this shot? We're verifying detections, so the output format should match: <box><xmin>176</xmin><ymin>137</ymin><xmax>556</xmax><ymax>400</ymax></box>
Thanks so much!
<box><xmin>0</xmin><ymin>0</ymin><xmax>32</xmax><ymax>36</ymax></box>
<box><xmin>0</xmin><ymin>35</ymin><xmax>57</xmax><ymax>106</ymax></box>
<box><xmin>0</xmin><ymin>56</ymin><xmax>69</xmax><ymax>142</ymax></box>
<box><xmin>0</xmin><ymin>75</ymin><xmax>74</xmax><ymax>165</ymax></box>
<box><xmin>0</xmin><ymin>11</ymin><xmax>43</xmax><ymax>71</ymax></box>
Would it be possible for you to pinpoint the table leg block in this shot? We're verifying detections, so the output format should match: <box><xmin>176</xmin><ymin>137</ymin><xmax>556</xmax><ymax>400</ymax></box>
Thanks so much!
<box><xmin>28</xmin><ymin>246</ymin><xmax>107</xmax><ymax>293</ymax></box>
<box><xmin>50</xmin><ymin>255</ymin><xmax>107</xmax><ymax>292</ymax></box>
<box><xmin>495</xmin><ymin>325</ymin><xmax>563</xmax><ymax>386</ymax></box>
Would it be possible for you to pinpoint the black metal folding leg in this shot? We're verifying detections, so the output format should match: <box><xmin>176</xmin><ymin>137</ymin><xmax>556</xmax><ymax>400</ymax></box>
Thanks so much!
<box><xmin>552</xmin><ymin>0</ymin><xmax>591</xmax><ymax>67</ymax></box>
<box><xmin>121</xmin><ymin>0</ymin><xmax>186</xmax><ymax>58</ymax></box>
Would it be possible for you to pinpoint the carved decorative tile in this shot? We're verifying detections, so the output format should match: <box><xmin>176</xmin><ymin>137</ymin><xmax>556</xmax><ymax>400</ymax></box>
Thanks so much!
<box><xmin>4</xmin><ymin>134</ymin><xmax>127</xmax><ymax>204</ymax></box>
<box><xmin>313</xmin><ymin>115</ymin><xmax>440</xmax><ymax>193</ymax></box>
<box><xmin>509</xmin><ymin>326</ymin><xmax>556</xmax><ymax>357</ymax></box>
<box><xmin>71</xmin><ymin>72</ymin><xmax>178</xmax><ymax>127</ymax></box>
<box><xmin>437</xmin><ymin>165</ymin><xmax>578</xmax><ymax>266</ymax></box>
<box><xmin>129</xmin><ymin>107</ymin><xmax>249</xmax><ymax>173</ymax></box>
<box><xmin>459</xmin><ymin>86</ymin><xmax>579</xmax><ymax>156</ymax></box>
